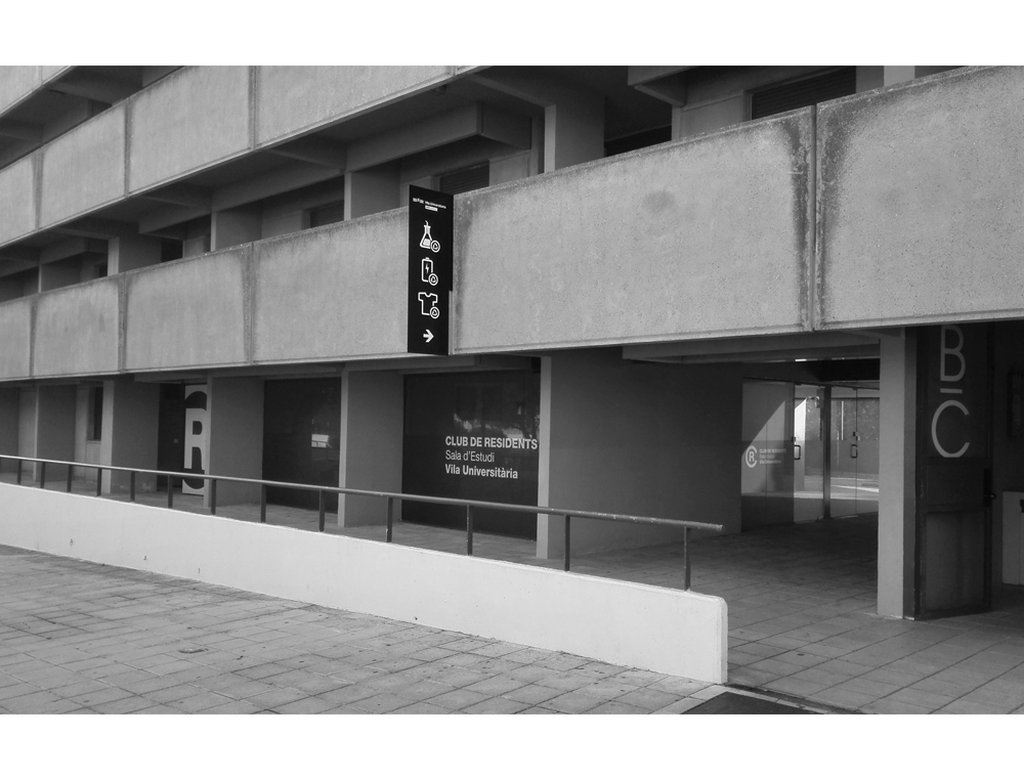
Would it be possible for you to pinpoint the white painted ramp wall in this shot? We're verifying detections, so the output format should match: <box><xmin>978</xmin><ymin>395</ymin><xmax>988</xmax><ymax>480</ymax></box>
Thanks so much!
<box><xmin>0</xmin><ymin>484</ymin><xmax>727</xmax><ymax>683</ymax></box>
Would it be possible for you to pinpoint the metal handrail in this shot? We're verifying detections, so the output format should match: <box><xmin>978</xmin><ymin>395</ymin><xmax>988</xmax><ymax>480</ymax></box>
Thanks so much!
<box><xmin>0</xmin><ymin>454</ymin><xmax>722</xmax><ymax>589</ymax></box>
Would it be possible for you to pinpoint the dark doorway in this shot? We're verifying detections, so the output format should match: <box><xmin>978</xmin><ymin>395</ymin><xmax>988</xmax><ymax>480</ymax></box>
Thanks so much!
<box><xmin>262</xmin><ymin>378</ymin><xmax>341</xmax><ymax>511</ymax></box>
<box><xmin>915</xmin><ymin>324</ymin><xmax>993</xmax><ymax>618</ymax></box>
<box><xmin>156</xmin><ymin>384</ymin><xmax>185</xmax><ymax>490</ymax></box>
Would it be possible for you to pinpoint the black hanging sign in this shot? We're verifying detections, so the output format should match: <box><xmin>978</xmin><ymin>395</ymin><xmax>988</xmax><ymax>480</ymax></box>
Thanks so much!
<box><xmin>407</xmin><ymin>185</ymin><xmax>453</xmax><ymax>355</ymax></box>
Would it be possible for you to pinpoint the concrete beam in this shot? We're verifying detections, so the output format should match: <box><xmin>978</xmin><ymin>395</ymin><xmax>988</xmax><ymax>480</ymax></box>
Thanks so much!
<box><xmin>469</xmin><ymin>71</ymin><xmax>596</xmax><ymax>108</ymax></box>
<box><xmin>624</xmin><ymin>333</ymin><xmax>879</xmax><ymax>364</ymax></box>
<box><xmin>0</xmin><ymin>119</ymin><xmax>42</xmax><ymax>143</ymax></box>
<box><xmin>627</xmin><ymin>66</ymin><xmax>689</xmax><ymax>106</ymax></box>
<box><xmin>50</xmin><ymin>217</ymin><xmax>132</xmax><ymax>239</ymax></box>
<box><xmin>47</xmin><ymin>71</ymin><xmax>139</xmax><ymax>105</ymax></box>
<box><xmin>138</xmin><ymin>204</ymin><xmax>208</xmax><ymax>236</ymax></box>
<box><xmin>0</xmin><ymin>258</ymin><xmax>37</xmax><ymax>277</ymax></box>
<box><xmin>0</xmin><ymin>245</ymin><xmax>38</xmax><ymax>264</ymax></box>
<box><xmin>40</xmin><ymin>238</ymin><xmax>106</xmax><ymax>265</ymax></box>
<box><xmin>346</xmin><ymin>104</ymin><xmax>530</xmax><ymax>172</ymax></box>
<box><xmin>268</xmin><ymin>136</ymin><xmax>347</xmax><ymax>169</ymax></box>
<box><xmin>140</xmin><ymin>182</ymin><xmax>212</xmax><ymax>211</ymax></box>
<box><xmin>211</xmin><ymin>160</ymin><xmax>342</xmax><ymax>212</ymax></box>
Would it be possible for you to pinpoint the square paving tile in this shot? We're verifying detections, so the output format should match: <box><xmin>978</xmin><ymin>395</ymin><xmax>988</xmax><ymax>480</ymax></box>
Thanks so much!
<box><xmin>503</xmin><ymin>684</ymin><xmax>562</xmax><ymax>706</ymax></box>
<box><xmin>542</xmin><ymin>691</ymin><xmax>606</xmax><ymax>714</ymax></box>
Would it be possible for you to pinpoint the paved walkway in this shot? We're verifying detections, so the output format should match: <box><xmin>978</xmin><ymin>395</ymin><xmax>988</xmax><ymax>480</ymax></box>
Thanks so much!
<box><xmin>12</xmin><ymin>477</ymin><xmax>1024</xmax><ymax>713</ymax></box>
<box><xmin>0</xmin><ymin>544</ymin><xmax>825</xmax><ymax>715</ymax></box>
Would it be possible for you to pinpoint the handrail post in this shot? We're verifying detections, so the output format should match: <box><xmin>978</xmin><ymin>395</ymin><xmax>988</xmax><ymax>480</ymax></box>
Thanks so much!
<box><xmin>167</xmin><ymin>477</ymin><xmax>173</xmax><ymax>509</ymax></box>
<box><xmin>260</xmin><ymin>484</ymin><xmax>267</xmax><ymax>523</ymax></box>
<box><xmin>129</xmin><ymin>471</ymin><xmax>136</xmax><ymax>503</ymax></box>
<box><xmin>563</xmin><ymin>514</ymin><xmax>571</xmax><ymax>572</ymax></box>
<box><xmin>66</xmin><ymin>465</ymin><xmax>73</xmax><ymax>493</ymax></box>
<box><xmin>386</xmin><ymin>496</ymin><xmax>394</xmax><ymax>543</ymax></box>
<box><xmin>683</xmin><ymin>527</ymin><xmax>691</xmax><ymax>591</ymax></box>
<box><xmin>318</xmin><ymin>490</ymin><xmax>326</xmax><ymax>532</ymax></box>
<box><xmin>95</xmin><ymin>468</ymin><xmax>102</xmax><ymax>497</ymax></box>
<box><xmin>39</xmin><ymin>461</ymin><xmax>46</xmax><ymax>489</ymax></box>
<box><xmin>209</xmin><ymin>478</ymin><xmax>217</xmax><ymax>516</ymax></box>
<box><xmin>16</xmin><ymin>459</ymin><xmax>22</xmax><ymax>485</ymax></box>
<box><xmin>466</xmin><ymin>505</ymin><xmax>473</xmax><ymax>556</ymax></box>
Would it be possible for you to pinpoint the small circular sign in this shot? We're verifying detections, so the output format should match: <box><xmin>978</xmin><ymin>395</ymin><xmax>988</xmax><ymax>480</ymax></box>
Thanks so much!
<box><xmin>743</xmin><ymin>445</ymin><xmax>759</xmax><ymax>469</ymax></box>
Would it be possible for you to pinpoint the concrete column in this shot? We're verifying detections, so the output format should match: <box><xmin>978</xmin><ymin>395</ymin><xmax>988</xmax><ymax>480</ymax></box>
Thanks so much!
<box><xmin>206</xmin><ymin>376</ymin><xmax>264</xmax><ymax>505</ymax></box>
<box><xmin>345</xmin><ymin>166</ymin><xmax>400</xmax><ymax>220</ymax></box>
<box><xmin>260</xmin><ymin>209</ymin><xmax>307</xmax><ymax>240</ymax></box>
<box><xmin>878</xmin><ymin>329</ymin><xmax>918</xmax><ymax>618</ymax></box>
<box><xmin>0</xmin><ymin>388</ymin><xmax>18</xmax><ymax>469</ymax></box>
<box><xmin>34</xmin><ymin>385</ymin><xmax>77</xmax><ymax>482</ymax></box>
<box><xmin>0</xmin><ymin>278</ymin><xmax>23</xmax><ymax>302</ymax></box>
<box><xmin>99</xmin><ymin>378</ymin><xmax>160</xmax><ymax>494</ymax></box>
<box><xmin>674</xmin><ymin>96</ymin><xmax>746</xmax><ymax>141</ymax></box>
<box><xmin>543</xmin><ymin>94</ymin><xmax>604</xmax><ymax>171</ymax></box>
<box><xmin>211</xmin><ymin>204</ymin><xmax>261</xmax><ymax>251</ymax></box>
<box><xmin>536</xmin><ymin>356</ymin><xmax>557</xmax><ymax>557</ymax></box>
<box><xmin>107</xmin><ymin>234</ymin><xmax>161</xmax><ymax>274</ymax></box>
<box><xmin>38</xmin><ymin>262</ymin><xmax>80</xmax><ymax>292</ymax></box>
<box><xmin>338</xmin><ymin>368</ymin><xmax>403</xmax><ymax>527</ymax></box>
<box><xmin>883</xmin><ymin>67</ymin><xmax>918</xmax><ymax>87</ymax></box>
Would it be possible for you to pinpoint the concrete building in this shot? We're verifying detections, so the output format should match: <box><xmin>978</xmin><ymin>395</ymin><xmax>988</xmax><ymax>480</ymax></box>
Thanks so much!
<box><xmin>2</xmin><ymin>65</ymin><xmax>1023</xmax><ymax>681</ymax></box>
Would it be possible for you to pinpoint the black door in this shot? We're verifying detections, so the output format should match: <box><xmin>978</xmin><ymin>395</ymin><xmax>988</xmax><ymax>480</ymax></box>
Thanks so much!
<box><xmin>156</xmin><ymin>384</ymin><xmax>185</xmax><ymax>490</ymax></box>
<box><xmin>915</xmin><ymin>324</ymin><xmax>993</xmax><ymax>618</ymax></box>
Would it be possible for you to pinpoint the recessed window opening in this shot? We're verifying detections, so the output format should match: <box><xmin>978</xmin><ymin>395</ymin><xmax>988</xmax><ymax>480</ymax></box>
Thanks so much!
<box><xmin>750</xmin><ymin>67</ymin><xmax>857</xmax><ymax>119</ymax></box>
<box><xmin>438</xmin><ymin>163</ymin><xmax>489</xmax><ymax>195</ymax></box>
<box><xmin>605</xmin><ymin>125</ymin><xmax>672</xmax><ymax>157</ymax></box>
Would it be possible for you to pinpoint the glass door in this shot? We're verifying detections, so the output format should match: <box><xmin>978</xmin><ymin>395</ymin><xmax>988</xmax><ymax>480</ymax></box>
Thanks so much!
<box><xmin>741</xmin><ymin>380</ymin><xmax>795</xmax><ymax>528</ymax></box>
<box><xmin>829</xmin><ymin>385</ymin><xmax>879</xmax><ymax>518</ymax></box>
<box><xmin>793</xmin><ymin>385</ymin><xmax>825</xmax><ymax>523</ymax></box>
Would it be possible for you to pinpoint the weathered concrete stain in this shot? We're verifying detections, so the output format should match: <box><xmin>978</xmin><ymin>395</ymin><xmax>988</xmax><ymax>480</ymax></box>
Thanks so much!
<box><xmin>455</xmin><ymin>111</ymin><xmax>813</xmax><ymax>353</ymax></box>
<box><xmin>817</xmin><ymin>66</ymin><xmax>1024</xmax><ymax>329</ymax></box>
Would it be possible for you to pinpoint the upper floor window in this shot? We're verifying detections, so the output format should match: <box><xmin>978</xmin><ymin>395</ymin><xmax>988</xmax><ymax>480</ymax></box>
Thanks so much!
<box><xmin>438</xmin><ymin>163</ymin><xmax>489</xmax><ymax>195</ymax></box>
<box><xmin>750</xmin><ymin>68</ymin><xmax>857</xmax><ymax>120</ymax></box>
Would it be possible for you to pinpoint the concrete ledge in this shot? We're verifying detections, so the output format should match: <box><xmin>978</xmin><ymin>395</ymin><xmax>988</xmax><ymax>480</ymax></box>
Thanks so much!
<box><xmin>0</xmin><ymin>483</ymin><xmax>727</xmax><ymax>682</ymax></box>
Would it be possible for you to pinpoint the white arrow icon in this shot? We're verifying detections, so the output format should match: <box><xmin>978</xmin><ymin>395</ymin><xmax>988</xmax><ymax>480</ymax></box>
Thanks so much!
<box><xmin>423</xmin><ymin>329</ymin><xmax>434</xmax><ymax>343</ymax></box>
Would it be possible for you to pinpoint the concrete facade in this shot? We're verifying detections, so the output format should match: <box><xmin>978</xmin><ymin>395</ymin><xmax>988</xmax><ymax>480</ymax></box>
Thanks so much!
<box><xmin>0</xmin><ymin>65</ymin><xmax>1020</xmax><ymax>678</ymax></box>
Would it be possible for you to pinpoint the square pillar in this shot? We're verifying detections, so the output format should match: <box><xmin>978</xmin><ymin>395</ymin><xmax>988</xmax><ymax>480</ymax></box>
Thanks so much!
<box><xmin>674</xmin><ymin>96</ymin><xmax>746</xmax><ymax>141</ymax></box>
<box><xmin>108</xmin><ymin>234</ymin><xmax>162</xmax><ymax>274</ymax></box>
<box><xmin>878</xmin><ymin>330</ymin><xmax>918</xmax><ymax>618</ymax></box>
<box><xmin>345</xmin><ymin>166</ymin><xmax>400</xmax><ymax>220</ymax></box>
<box><xmin>100</xmin><ymin>378</ymin><xmax>160</xmax><ymax>494</ymax></box>
<box><xmin>38</xmin><ymin>261</ymin><xmax>80</xmax><ymax>292</ymax></box>
<box><xmin>206</xmin><ymin>376</ymin><xmax>264</xmax><ymax>505</ymax></box>
<box><xmin>883</xmin><ymin>66</ymin><xmax>918</xmax><ymax>87</ymax></box>
<box><xmin>544</xmin><ymin>94</ymin><xmax>604</xmax><ymax>171</ymax></box>
<box><xmin>212</xmin><ymin>204</ymin><xmax>261</xmax><ymax>251</ymax></box>
<box><xmin>338</xmin><ymin>368</ymin><xmax>403</xmax><ymax>527</ymax></box>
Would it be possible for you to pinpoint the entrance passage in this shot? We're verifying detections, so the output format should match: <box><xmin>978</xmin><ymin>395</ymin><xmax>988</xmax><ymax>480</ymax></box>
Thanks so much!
<box><xmin>742</xmin><ymin>380</ymin><xmax>879</xmax><ymax>528</ymax></box>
